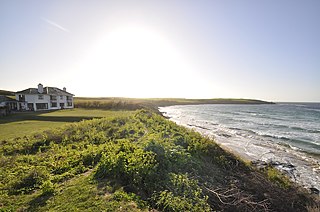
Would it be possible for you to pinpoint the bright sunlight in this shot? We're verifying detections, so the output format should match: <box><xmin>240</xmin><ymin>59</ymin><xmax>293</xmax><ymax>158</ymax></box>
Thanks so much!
<box><xmin>75</xmin><ymin>25</ymin><xmax>207</xmax><ymax>98</ymax></box>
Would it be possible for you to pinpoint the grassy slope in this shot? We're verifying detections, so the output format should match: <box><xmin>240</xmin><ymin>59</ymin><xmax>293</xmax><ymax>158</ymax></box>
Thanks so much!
<box><xmin>0</xmin><ymin>109</ymin><xmax>318</xmax><ymax>211</ymax></box>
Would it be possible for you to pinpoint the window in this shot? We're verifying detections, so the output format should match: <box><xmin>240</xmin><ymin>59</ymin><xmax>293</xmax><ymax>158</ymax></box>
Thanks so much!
<box><xmin>60</xmin><ymin>95</ymin><xmax>63</xmax><ymax>100</ymax></box>
<box><xmin>18</xmin><ymin>95</ymin><xmax>25</xmax><ymax>101</ymax></box>
<box><xmin>38</xmin><ymin>95</ymin><xmax>43</xmax><ymax>100</ymax></box>
<box><xmin>67</xmin><ymin>102</ymin><xmax>72</xmax><ymax>106</ymax></box>
<box><xmin>51</xmin><ymin>102</ymin><xmax>57</xmax><ymax>107</ymax></box>
<box><xmin>27</xmin><ymin>103</ymin><xmax>34</xmax><ymax>111</ymax></box>
<box><xmin>36</xmin><ymin>103</ymin><xmax>48</xmax><ymax>110</ymax></box>
<box><xmin>50</xmin><ymin>95</ymin><xmax>57</xmax><ymax>101</ymax></box>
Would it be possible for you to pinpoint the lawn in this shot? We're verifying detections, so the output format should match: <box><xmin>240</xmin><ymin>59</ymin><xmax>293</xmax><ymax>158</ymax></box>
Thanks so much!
<box><xmin>0</xmin><ymin>109</ymin><xmax>134</xmax><ymax>141</ymax></box>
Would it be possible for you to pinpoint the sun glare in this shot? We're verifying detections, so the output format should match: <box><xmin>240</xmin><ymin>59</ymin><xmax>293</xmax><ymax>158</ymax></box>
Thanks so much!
<box><xmin>76</xmin><ymin>25</ymin><xmax>199</xmax><ymax>97</ymax></box>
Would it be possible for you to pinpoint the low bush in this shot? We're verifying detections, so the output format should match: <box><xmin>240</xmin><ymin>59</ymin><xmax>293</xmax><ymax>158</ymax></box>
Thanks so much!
<box><xmin>154</xmin><ymin>174</ymin><xmax>210</xmax><ymax>211</ymax></box>
<box><xmin>266</xmin><ymin>167</ymin><xmax>291</xmax><ymax>189</ymax></box>
<box><xmin>11</xmin><ymin>168</ymin><xmax>49</xmax><ymax>194</ymax></box>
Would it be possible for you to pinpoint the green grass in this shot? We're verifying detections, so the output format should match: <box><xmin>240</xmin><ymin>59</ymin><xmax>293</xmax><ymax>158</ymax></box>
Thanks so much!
<box><xmin>1</xmin><ymin>109</ymin><xmax>316</xmax><ymax>211</ymax></box>
<box><xmin>0</xmin><ymin>109</ymin><xmax>134</xmax><ymax>140</ymax></box>
<box><xmin>38</xmin><ymin>171</ymin><xmax>145</xmax><ymax>212</ymax></box>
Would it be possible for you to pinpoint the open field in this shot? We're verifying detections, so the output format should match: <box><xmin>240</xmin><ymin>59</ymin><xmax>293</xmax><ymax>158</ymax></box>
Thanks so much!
<box><xmin>0</xmin><ymin>108</ymin><xmax>318</xmax><ymax>211</ymax></box>
<box><xmin>0</xmin><ymin>109</ymin><xmax>134</xmax><ymax>140</ymax></box>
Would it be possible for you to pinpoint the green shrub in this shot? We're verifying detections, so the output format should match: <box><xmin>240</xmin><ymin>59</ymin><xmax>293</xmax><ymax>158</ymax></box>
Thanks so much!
<box><xmin>266</xmin><ymin>167</ymin><xmax>291</xmax><ymax>189</ymax></box>
<box><xmin>11</xmin><ymin>168</ymin><xmax>49</xmax><ymax>194</ymax></box>
<box><xmin>95</xmin><ymin>140</ymin><xmax>158</xmax><ymax>191</ymax></box>
<box><xmin>40</xmin><ymin>180</ymin><xmax>55</xmax><ymax>195</ymax></box>
<box><xmin>145</xmin><ymin>140</ymin><xmax>191</xmax><ymax>173</ymax></box>
<box><xmin>154</xmin><ymin>174</ymin><xmax>210</xmax><ymax>212</ymax></box>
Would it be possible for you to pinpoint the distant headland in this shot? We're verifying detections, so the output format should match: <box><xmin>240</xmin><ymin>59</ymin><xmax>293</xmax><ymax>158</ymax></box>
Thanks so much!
<box><xmin>74</xmin><ymin>97</ymin><xmax>274</xmax><ymax>111</ymax></box>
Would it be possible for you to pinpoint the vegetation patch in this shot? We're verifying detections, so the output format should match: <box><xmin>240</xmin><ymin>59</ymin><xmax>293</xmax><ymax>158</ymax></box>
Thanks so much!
<box><xmin>0</xmin><ymin>109</ymin><xmax>134</xmax><ymax>140</ymax></box>
<box><xmin>0</xmin><ymin>109</ymin><xmax>318</xmax><ymax>211</ymax></box>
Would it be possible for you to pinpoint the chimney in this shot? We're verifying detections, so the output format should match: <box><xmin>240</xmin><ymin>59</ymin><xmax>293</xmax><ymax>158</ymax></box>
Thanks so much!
<box><xmin>63</xmin><ymin>87</ymin><xmax>66</xmax><ymax>92</ymax></box>
<box><xmin>38</xmin><ymin>83</ymin><xmax>43</xmax><ymax>93</ymax></box>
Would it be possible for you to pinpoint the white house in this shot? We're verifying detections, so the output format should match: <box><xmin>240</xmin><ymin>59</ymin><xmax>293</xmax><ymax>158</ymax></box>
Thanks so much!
<box><xmin>15</xmin><ymin>84</ymin><xmax>74</xmax><ymax>111</ymax></box>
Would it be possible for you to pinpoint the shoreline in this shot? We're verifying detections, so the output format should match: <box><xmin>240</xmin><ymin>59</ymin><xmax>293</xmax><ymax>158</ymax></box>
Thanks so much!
<box><xmin>159</xmin><ymin>107</ymin><xmax>320</xmax><ymax>195</ymax></box>
<box><xmin>192</xmin><ymin>122</ymin><xmax>319</xmax><ymax>194</ymax></box>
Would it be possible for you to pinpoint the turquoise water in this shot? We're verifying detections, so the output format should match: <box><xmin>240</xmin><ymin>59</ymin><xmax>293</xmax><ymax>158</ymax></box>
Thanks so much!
<box><xmin>159</xmin><ymin>103</ymin><xmax>320</xmax><ymax>190</ymax></box>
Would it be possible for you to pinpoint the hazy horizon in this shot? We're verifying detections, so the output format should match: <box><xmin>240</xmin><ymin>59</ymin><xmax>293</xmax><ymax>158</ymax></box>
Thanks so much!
<box><xmin>1</xmin><ymin>0</ymin><xmax>319</xmax><ymax>102</ymax></box>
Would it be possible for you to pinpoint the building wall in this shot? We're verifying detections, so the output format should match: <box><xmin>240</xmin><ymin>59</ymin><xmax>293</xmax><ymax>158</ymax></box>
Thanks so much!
<box><xmin>15</xmin><ymin>94</ymin><xmax>74</xmax><ymax>111</ymax></box>
<box><xmin>50</xmin><ymin>95</ymin><xmax>74</xmax><ymax>110</ymax></box>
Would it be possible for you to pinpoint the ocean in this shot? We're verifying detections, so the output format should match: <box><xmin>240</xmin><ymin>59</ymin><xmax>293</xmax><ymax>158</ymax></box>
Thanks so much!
<box><xmin>159</xmin><ymin>103</ymin><xmax>320</xmax><ymax>192</ymax></box>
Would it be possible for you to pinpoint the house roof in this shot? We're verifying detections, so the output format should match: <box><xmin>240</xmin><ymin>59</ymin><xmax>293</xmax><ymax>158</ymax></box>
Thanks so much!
<box><xmin>16</xmin><ymin>87</ymin><xmax>74</xmax><ymax>96</ymax></box>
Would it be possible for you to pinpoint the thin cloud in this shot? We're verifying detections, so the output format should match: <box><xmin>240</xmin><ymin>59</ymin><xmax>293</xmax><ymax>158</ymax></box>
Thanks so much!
<box><xmin>42</xmin><ymin>18</ymin><xmax>69</xmax><ymax>32</ymax></box>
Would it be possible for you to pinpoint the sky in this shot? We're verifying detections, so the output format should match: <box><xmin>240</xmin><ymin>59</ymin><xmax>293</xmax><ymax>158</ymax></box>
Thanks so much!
<box><xmin>0</xmin><ymin>0</ymin><xmax>319</xmax><ymax>102</ymax></box>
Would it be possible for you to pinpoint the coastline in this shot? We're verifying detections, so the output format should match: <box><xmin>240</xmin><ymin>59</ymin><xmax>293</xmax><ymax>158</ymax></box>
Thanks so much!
<box><xmin>159</xmin><ymin>105</ymin><xmax>320</xmax><ymax>194</ymax></box>
<box><xmin>1</xmin><ymin>108</ymin><xmax>319</xmax><ymax>211</ymax></box>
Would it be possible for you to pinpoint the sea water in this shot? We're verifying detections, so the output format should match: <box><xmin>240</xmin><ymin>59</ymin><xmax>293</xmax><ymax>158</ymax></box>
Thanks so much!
<box><xmin>159</xmin><ymin>103</ymin><xmax>320</xmax><ymax>192</ymax></box>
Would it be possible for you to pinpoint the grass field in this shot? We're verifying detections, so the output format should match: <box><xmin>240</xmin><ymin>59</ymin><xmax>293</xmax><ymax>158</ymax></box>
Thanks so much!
<box><xmin>0</xmin><ymin>109</ymin><xmax>134</xmax><ymax>141</ymax></box>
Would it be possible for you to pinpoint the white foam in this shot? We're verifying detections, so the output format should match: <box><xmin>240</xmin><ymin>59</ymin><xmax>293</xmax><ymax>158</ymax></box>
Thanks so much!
<box><xmin>160</xmin><ymin>106</ymin><xmax>320</xmax><ymax>192</ymax></box>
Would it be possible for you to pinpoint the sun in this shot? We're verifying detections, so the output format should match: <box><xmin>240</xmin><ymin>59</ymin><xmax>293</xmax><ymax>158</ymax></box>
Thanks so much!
<box><xmin>91</xmin><ymin>25</ymin><xmax>183</xmax><ymax>75</ymax></box>
<box><xmin>74</xmin><ymin>24</ymin><xmax>207</xmax><ymax>98</ymax></box>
